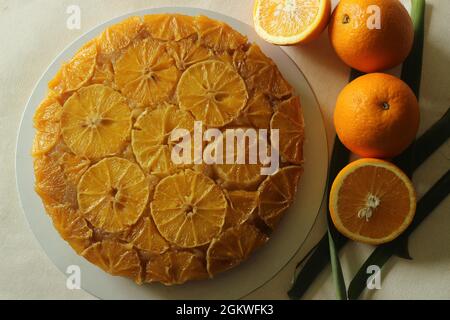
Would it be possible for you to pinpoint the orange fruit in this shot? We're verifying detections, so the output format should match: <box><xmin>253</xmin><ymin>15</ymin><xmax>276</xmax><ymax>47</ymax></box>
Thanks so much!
<box><xmin>60</xmin><ymin>84</ymin><xmax>132</xmax><ymax>159</ymax></box>
<box><xmin>206</xmin><ymin>223</ymin><xmax>268</xmax><ymax>276</ymax></box>
<box><xmin>258</xmin><ymin>166</ymin><xmax>303</xmax><ymax>229</ymax></box>
<box><xmin>334</xmin><ymin>73</ymin><xmax>420</xmax><ymax>158</ymax></box>
<box><xmin>329</xmin><ymin>158</ymin><xmax>416</xmax><ymax>245</ymax></box>
<box><xmin>151</xmin><ymin>170</ymin><xmax>227</xmax><ymax>248</ymax></box>
<box><xmin>82</xmin><ymin>240</ymin><xmax>142</xmax><ymax>283</ymax></box>
<box><xmin>176</xmin><ymin>60</ymin><xmax>248</xmax><ymax>127</ymax></box>
<box><xmin>271</xmin><ymin>96</ymin><xmax>305</xmax><ymax>164</ymax></box>
<box><xmin>253</xmin><ymin>0</ymin><xmax>331</xmax><ymax>45</ymax></box>
<box><xmin>145</xmin><ymin>250</ymin><xmax>208</xmax><ymax>285</ymax></box>
<box><xmin>77</xmin><ymin>157</ymin><xmax>149</xmax><ymax>233</ymax></box>
<box><xmin>329</xmin><ymin>0</ymin><xmax>414</xmax><ymax>73</ymax></box>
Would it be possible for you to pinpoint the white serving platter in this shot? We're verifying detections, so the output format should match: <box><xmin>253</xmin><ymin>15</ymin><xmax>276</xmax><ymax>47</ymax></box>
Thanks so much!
<box><xmin>16</xmin><ymin>7</ymin><xmax>328</xmax><ymax>300</ymax></box>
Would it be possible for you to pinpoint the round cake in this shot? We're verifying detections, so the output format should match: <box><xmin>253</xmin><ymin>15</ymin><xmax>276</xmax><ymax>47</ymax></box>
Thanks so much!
<box><xmin>32</xmin><ymin>14</ymin><xmax>305</xmax><ymax>285</ymax></box>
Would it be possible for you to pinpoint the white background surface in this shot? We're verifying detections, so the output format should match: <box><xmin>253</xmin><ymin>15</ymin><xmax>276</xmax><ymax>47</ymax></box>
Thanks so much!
<box><xmin>0</xmin><ymin>0</ymin><xmax>449</xmax><ymax>300</ymax></box>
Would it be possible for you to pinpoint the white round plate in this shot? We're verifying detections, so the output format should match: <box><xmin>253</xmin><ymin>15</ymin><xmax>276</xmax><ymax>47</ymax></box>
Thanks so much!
<box><xmin>16</xmin><ymin>7</ymin><xmax>328</xmax><ymax>300</ymax></box>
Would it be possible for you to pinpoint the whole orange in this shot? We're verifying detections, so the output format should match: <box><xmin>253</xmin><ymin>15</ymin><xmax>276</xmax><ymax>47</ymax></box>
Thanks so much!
<box><xmin>329</xmin><ymin>0</ymin><xmax>414</xmax><ymax>73</ymax></box>
<box><xmin>334</xmin><ymin>73</ymin><xmax>420</xmax><ymax>158</ymax></box>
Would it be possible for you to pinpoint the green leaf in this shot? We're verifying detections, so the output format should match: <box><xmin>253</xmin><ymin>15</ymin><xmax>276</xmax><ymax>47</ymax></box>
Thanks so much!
<box><xmin>394</xmin><ymin>108</ymin><xmax>450</xmax><ymax>173</ymax></box>
<box><xmin>325</xmin><ymin>138</ymin><xmax>352</xmax><ymax>299</ymax></box>
<box><xmin>328</xmin><ymin>230</ymin><xmax>347</xmax><ymax>299</ymax></box>
<box><xmin>401</xmin><ymin>0</ymin><xmax>426</xmax><ymax>97</ymax></box>
<box><xmin>288</xmin><ymin>234</ymin><xmax>331</xmax><ymax>299</ymax></box>
<box><xmin>393</xmin><ymin>107</ymin><xmax>450</xmax><ymax>260</ymax></box>
<box><xmin>348</xmin><ymin>169</ymin><xmax>450</xmax><ymax>300</ymax></box>
<box><xmin>392</xmin><ymin>235</ymin><xmax>413</xmax><ymax>260</ymax></box>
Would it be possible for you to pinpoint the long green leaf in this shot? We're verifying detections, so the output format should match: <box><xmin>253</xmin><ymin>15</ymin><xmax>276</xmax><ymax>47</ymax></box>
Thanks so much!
<box><xmin>394</xmin><ymin>108</ymin><xmax>450</xmax><ymax>172</ymax></box>
<box><xmin>325</xmin><ymin>138</ymin><xmax>352</xmax><ymax>299</ymax></box>
<box><xmin>401</xmin><ymin>0</ymin><xmax>425</xmax><ymax>97</ymax></box>
<box><xmin>328</xmin><ymin>230</ymin><xmax>347</xmax><ymax>299</ymax></box>
<box><xmin>347</xmin><ymin>169</ymin><xmax>450</xmax><ymax>300</ymax></box>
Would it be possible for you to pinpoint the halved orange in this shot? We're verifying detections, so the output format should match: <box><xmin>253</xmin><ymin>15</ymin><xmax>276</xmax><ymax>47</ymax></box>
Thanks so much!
<box><xmin>329</xmin><ymin>158</ymin><xmax>416</xmax><ymax>245</ymax></box>
<box><xmin>253</xmin><ymin>0</ymin><xmax>331</xmax><ymax>45</ymax></box>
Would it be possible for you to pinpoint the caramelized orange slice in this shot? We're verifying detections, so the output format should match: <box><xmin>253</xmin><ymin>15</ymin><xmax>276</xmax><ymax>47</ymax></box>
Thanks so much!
<box><xmin>177</xmin><ymin>60</ymin><xmax>248</xmax><ymax>127</ymax></box>
<box><xmin>151</xmin><ymin>170</ymin><xmax>227</xmax><ymax>248</ymax></box>
<box><xmin>258</xmin><ymin>166</ymin><xmax>303</xmax><ymax>228</ymax></box>
<box><xmin>82</xmin><ymin>240</ymin><xmax>142</xmax><ymax>283</ymax></box>
<box><xmin>114</xmin><ymin>38</ymin><xmax>180</xmax><ymax>107</ymax></box>
<box><xmin>77</xmin><ymin>157</ymin><xmax>149</xmax><ymax>233</ymax></box>
<box><xmin>145</xmin><ymin>250</ymin><xmax>208</xmax><ymax>285</ymax></box>
<box><xmin>207</xmin><ymin>224</ymin><xmax>268</xmax><ymax>276</ymax></box>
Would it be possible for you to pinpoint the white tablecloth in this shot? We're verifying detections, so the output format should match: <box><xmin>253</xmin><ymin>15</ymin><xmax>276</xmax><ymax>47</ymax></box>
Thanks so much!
<box><xmin>0</xmin><ymin>0</ymin><xmax>448</xmax><ymax>299</ymax></box>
